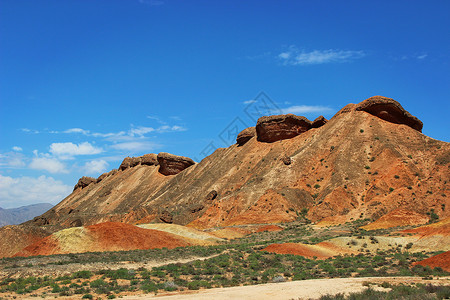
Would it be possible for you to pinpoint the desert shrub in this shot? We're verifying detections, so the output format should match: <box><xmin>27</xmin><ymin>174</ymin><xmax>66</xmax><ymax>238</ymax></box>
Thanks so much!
<box><xmin>72</xmin><ymin>270</ymin><xmax>93</xmax><ymax>279</ymax></box>
<box><xmin>272</xmin><ymin>275</ymin><xmax>286</xmax><ymax>283</ymax></box>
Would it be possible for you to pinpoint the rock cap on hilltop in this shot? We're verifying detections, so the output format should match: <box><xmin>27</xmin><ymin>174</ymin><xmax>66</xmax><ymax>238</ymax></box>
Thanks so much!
<box><xmin>119</xmin><ymin>157</ymin><xmax>133</xmax><ymax>171</ymax></box>
<box><xmin>157</xmin><ymin>152</ymin><xmax>195</xmax><ymax>176</ymax></box>
<box><xmin>73</xmin><ymin>176</ymin><xmax>96</xmax><ymax>191</ymax></box>
<box><xmin>256</xmin><ymin>114</ymin><xmax>311</xmax><ymax>143</ymax></box>
<box><xmin>311</xmin><ymin>116</ymin><xmax>328</xmax><ymax>128</ymax></box>
<box><xmin>141</xmin><ymin>153</ymin><xmax>158</xmax><ymax>166</ymax></box>
<box><xmin>236</xmin><ymin>127</ymin><xmax>256</xmax><ymax>146</ymax></box>
<box><xmin>355</xmin><ymin>96</ymin><xmax>423</xmax><ymax>131</ymax></box>
<box><xmin>119</xmin><ymin>153</ymin><xmax>159</xmax><ymax>171</ymax></box>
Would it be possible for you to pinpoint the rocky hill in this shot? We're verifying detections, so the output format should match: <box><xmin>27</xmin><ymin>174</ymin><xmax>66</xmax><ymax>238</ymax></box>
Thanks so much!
<box><xmin>1</xmin><ymin>96</ymin><xmax>449</xmax><ymax>258</ymax></box>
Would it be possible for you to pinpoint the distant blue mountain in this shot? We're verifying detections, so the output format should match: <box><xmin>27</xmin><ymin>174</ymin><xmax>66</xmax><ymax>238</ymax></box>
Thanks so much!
<box><xmin>0</xmin><ymin>203</ymin><xmax>53</xmax><ymax>227</ymax></box>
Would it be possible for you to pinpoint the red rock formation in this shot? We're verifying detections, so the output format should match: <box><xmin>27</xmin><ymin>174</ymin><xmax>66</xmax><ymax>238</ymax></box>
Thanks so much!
<box><xmin>236</xmin><ymin>127</ymin><xmax>256</xmax><ymax>146</ymax></box>
<box><xmin>356</xmin><ymin>96</ymin><xmax>423</xmax><ymax>131</ymax></box>
<box><xmin>256</xmin><ymin>114</ymin><xmax>311</xmax><ymax>143</ymax></box>
<box><xmin>73</xmin><ymin>176</ymin><xmax>96</xmax><ymax>191</ymax></box>
<box><xmin>311</xmin><ymin>116</ymin><xmax>328</xmax><ymax>128</ymax></box>
<box><xmin>157</xmin><ymin>152</ymin><xmax>195</xmax><ymax>176</ymax></box>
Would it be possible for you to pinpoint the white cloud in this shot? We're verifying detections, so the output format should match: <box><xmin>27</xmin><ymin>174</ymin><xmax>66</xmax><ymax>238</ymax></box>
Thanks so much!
<box><xmin>156</xmin><ymin>125</ymin><xmax>187</xmax><ymax>133</ymax></box>
<box><xmin>12</xmin><ymin>146</ymin><xmax>23</xmax><ymax>152</ymax></box>
<box><xmin>82</xmin><ymin>160</ymin><xmax>109</xmax><ymax>175</ymax></box>
<box><xmin>110</xmin><ymin>141</ymin><xmax>160</xmax><ymax>153</ymax></box>
<box><xmin>29</xmin><ymin>157</ymin><xmax>68</xmax><ymax>173</ymax></box>
<box><xmin>278</xmin><ymin>52</ymin><xmax>291</xmax><ymax>59</ymax></box>
<box><xmin>277</xmin><ymin>105</ymin><xmax>334</xmax><ymax>115</ymax></box>
<box><xmin>278</xmin><ymin>46</ymin><xmax>365</xmax><ymax>65</ymax></box>
<box><xmin>21</xmin><ymin>128</ymin><xmax>39</xmax><ymax>134</ymax></box>
<box><xmin>0</xmin><ymin>152</ymin><xmax>26</xmax><ymax>168</ymax></box>
<box><xmin>243</xmin><ymin>100</ymin><xmax>257</xmax><ymax>105</ymax></box>
<box><xmin>64</xmin><ymin>128</ymin><xmax>90</xmax><ymax>135</ymax></box>
<box><xmin>0</xmin><ymin>174</ymin><xmax>72</xmax><ymax>208</ymax></box>
<box><xmin>129</xmin><ymin>126</ymin><xmax>155</xmax><ymax>136</ymax></box>
<box><xmin>49</xmin><ymin>142</ymin><xmax>103</xmax><ymax>158</ymax></box>
<box><xmin>416</xmin><ymin>54</ymin><xmax>427</xmax><ymax>59</ymax></box>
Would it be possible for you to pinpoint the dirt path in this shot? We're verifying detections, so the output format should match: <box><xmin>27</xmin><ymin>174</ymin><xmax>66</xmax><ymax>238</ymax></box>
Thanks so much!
<box><xmin>0</xmin><ymin>252</ymin><xmax>224</xmax><ymax>279</ymax></box>
<box><xmin>123</xmin><ymin>277</ymin><xmax>450</xmax><ymax>300</ymax></box>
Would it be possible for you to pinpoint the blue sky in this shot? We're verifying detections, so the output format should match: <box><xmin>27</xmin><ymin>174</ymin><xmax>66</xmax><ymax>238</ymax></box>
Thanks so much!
<box><xmin>0</xmin><ymin>0</ymin><xmax>449</xmax><ymax>208</ymax></box>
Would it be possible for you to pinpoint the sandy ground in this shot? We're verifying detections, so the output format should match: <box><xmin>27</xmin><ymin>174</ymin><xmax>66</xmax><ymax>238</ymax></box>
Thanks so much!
<box><xmin>122</xmin><ymin>277</ymin><xmax>450</xmax><ymax>300</ymax></box>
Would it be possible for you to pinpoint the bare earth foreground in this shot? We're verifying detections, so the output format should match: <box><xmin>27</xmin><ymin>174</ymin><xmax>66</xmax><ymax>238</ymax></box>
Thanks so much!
<box><xmin>123</xmin><ymin>277</ymin><xmax>450</xmax><ymax>300</ymax></box>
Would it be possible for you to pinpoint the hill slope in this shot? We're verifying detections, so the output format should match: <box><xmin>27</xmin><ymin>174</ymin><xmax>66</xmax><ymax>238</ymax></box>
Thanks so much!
<box><xmin>1</xmin><ymin>95</ymin><xmax>449</xmax><ymax>257</ymax></box>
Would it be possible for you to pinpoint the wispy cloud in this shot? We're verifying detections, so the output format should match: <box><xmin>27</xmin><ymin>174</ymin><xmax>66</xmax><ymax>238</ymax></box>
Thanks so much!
<box><xmin>110</xmin><ymin>141</ymin><xmax>161</xmax><ymax>153</ymax></box>
<box><xmin>12</xmin><ymin>146</ymin><xmax>23</xmax><ymax>152</ymax></box>
<box><xmin>278</xmin><ymin>46</ymin><xmax>365</xmax><ymax>65</ymax></box>
<box><xmin>243</xmin><ymin>100</ymin><xmax>257</xmax><ymax>105</ymax></box>
<box><xmin>276</xmin><ymin>105</ymin><xmax>334</xmax><ymax>115</ymax></box>
<box><xmin>0</xmin><ymin>152</ymin><xmax>26</xmax><ymax>168</ymax></box>
<box><xmin>21</xmin><ymin>128</ymin><xmax>40</xmax><ymax>134</ymax></box>
<box><xmin>57</xmin><ymin>124</ymin><xmax>186</xmax><ymax>141</ymax></box>
<box><xmin>49</xmin><ymin>142</ymin><xmax>103</xmax><ymax>159</ymax></box>
<box><xmin>400</xmin><ymin>53</ymin><xmax>428</xmax><ymax>60</ymax></box>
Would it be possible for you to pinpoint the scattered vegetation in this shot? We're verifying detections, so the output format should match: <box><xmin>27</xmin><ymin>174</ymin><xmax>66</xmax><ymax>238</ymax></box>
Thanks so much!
<box><xmin>1</xmin><ymin>221</ymin><xmax>448</xmax><ymax>299</ymax></box>
<box><xmin>317</xmin><ymin>284</ymin><xmax>450</xmax><ymax>300</ymax></box>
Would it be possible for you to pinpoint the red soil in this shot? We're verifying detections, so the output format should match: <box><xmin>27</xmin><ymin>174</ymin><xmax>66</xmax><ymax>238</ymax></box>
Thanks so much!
<box><xmin>400</xmin><ymin>217</ymin><xmax>450</xmax><ymax>237</ymax></box>
<box><xmin>14</xmin><ymin>222</ymin><xmax>190</xmax><ymax>257</ymax></box>
<box><xmin>362</xmin><ymin>208</ymin><xmax>429</xmax><ymax>230</ymax></box>
<box><xmin>14</xmin><ymin>235</ymin><xmax>60</xmax><ymax>257</ymax></box>
<box><xmin>256</xmin><ymin>225</ymin><xmax>283</xmax><ymax>232</ymax></box>
<box><xmin>87</xmin><ymin>222</ymin><xmax>190</xmax><ymax>251</ymax></box>
<box><xmin>413</xmin><ymin>251</ymin><xmax>450</xmax><ymax>272</ymax></box>
<box><xmin>262</xmin><ymin>243</ymin><xmax>330</xmax><ymax>259</ymax></box>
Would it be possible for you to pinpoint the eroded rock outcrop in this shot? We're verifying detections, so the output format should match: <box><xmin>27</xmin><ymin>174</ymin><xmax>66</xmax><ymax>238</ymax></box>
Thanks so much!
<box><xmin>119</xmin><ymin>154</ymin><xmax>158</xmax><ymax>170</ymax></box>
<box><xmin>356</xmin><ymin>96</ymin><xmax>423</xmax><ymax>131</ymax></box>
<box><xmin>73</xmin><ymin>176</ymin><xmax>96</xmax><ymax>191</ymax></box>
<box><xmin>141</xmin><ymin>153</ymin><xmax>158</xmax><ymax>166</ymax></box>
<box><xmin>159</xmin><ymin>211</ymin><xmax>173</xmax><ymax>223</ymax></box>
<box><xmin>312</xmin><ymin>116</ymin><xmax>328</xmax><ymax>128</ymax></box>
<box><xmin>206</xmin><ymin>190</ymin><xmax>218</xmax><ymax>202</ymax></box>
<box><xmin>96</xmin><ymin>169</ymin><xmax>118</xmax><ymax>183</ymax></box>
<box><xmin>119</xmin><ymin>157</ymin><xmax>133</xmax><ymax>171</ymax></box>
<box><xmin>157</xmin><ymin>152</ymin><xmax>195</xmax><ymax>176</ymax></box>
<box><xmin>256</xmin><ymin>114</ymin><xmax>311</xmax><ymax>143</ymax></box>
<box><xmin>236</xmin><ymin>127</ymin><xmax>256</xmax><ymax>146</ymax></box>
<box><xmin>280</xmin><ymin>155</ymin><xmax>291</xmax><ymax>165</ymax></box>
<box><xmin>130</xmin><ymin>157</ymin><xmax>141</xmax><ymax>168</ymax></box>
